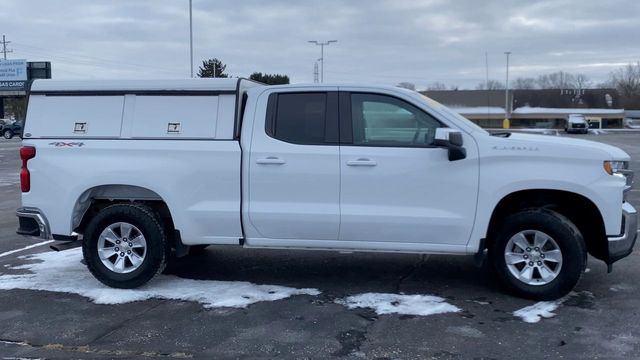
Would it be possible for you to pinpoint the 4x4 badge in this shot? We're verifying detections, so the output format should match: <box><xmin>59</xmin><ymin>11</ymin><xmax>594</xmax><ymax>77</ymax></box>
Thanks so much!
<box><xmin>49</xmin><ymin>142</ymin><xmax>85</xmax><ymax>147</ymax></box>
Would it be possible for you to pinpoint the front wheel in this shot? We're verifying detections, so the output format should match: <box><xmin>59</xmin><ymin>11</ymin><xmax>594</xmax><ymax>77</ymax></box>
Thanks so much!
<box><xmin>3</xmin><ymin>129</ymin><xmax>13</xmax><ymax>139</ymax></box>
<box><xmin>82</xmin><ymin>203</ymin><xmax>170</xmax><ymax>288</ymax></box>
<box><xmin>489</xmin><ymin>209</ymin><xmax>586</xmax><ymax>300</ymax></box>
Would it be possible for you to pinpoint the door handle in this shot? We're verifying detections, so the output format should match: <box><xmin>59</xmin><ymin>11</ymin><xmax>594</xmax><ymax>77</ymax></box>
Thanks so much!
<box><xmin>256</xmin><ymin>156</ymin><xmax>286</xmax><ymax>165</ymax></box>
<box><xmin>346</xmin><ymin>158</ymin><xmax>377</xmax><ymax>167</ymax></box>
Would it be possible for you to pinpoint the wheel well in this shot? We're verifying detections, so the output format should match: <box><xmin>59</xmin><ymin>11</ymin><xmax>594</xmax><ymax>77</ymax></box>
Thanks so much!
<box><xmin>485</xmin><ymin>189</ymin><xmax>607</xmax><ymax>261</ymax></box>
<box><xmin>73</xmin><ymin>185</ymin><xmax>175</xmax><ymax>239</ymax></box>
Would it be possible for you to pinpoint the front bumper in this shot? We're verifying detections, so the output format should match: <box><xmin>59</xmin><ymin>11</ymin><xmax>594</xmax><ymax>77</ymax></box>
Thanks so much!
<box><xmin>16</xmin><ymin>207</ymin><xmax>51</xmax><ymax>240</ymax></box>
<box><xmin>608</xmin><ymin>202</ymin><xmax>638</xmax><ymax>264</ymax></box>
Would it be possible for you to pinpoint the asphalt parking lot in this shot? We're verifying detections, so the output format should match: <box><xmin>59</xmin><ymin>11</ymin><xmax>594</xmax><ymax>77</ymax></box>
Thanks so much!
<box><xmin>0</xmin><ymin>132</ymin><xmax>639</xmax><ymax>359</ymax></box>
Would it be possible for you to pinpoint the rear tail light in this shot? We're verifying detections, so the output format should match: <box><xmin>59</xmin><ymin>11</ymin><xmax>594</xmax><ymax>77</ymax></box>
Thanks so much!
<box><xmin>20</xmin><ymin>146</ymin><xmax>36</xmax><ymax>192</ymax></box>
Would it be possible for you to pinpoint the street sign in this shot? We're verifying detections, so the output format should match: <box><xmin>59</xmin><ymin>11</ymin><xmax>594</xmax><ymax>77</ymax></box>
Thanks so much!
<box><xmin>0</xmin><ymin>59</ymin><xmax>27</xmax><ymax>81</ymax></box>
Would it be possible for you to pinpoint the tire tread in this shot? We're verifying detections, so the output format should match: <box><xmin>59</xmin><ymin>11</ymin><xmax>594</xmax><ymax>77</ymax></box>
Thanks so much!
<box><xmin>489</xmin><ymin>208</ymin><xmax>586</xmax><ymax>300</ymax></box>
<box><xmin>82</xmin><ymin>203</ymin><xmax>170</xmax><ymax>288</ymax></box>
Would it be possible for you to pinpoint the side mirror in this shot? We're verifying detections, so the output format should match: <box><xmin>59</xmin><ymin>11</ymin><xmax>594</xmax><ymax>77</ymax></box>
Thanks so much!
<box><xmin>433</xmin><ymin>128</ymin><xmax>466</xmax><ymax>161</ymax></box>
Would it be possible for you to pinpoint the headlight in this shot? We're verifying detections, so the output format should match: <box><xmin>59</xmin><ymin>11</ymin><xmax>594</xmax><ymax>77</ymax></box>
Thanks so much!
<box><xmin>603</xmin><ymin>160</ymin><xmax>628</xmax><ymax>175</ymax></box>
<box><xmin>604</xmin><ymin>160</ymin><xmax>634</xmax><ymax>195</ymax></box>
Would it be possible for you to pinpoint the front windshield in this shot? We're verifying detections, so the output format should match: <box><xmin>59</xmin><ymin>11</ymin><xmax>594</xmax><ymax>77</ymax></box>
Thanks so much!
<box><xmin>418</xmin><ymin>93</ymin><xmax>489</xmax><ymax>134</ymax></box>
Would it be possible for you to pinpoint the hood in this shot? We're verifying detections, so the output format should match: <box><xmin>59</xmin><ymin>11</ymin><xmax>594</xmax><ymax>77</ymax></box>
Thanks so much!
<box><xmin>495</xmin><ymin>132</ymin><xmax>630</xmax><ymax>160</ymax></box>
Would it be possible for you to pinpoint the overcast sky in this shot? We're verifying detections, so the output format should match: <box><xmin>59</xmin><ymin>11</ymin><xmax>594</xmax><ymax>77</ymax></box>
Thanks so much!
<box><xmin>1</xmin><ymin>0</ymin><xmax>638</xmax><ymax>89</ymax></box>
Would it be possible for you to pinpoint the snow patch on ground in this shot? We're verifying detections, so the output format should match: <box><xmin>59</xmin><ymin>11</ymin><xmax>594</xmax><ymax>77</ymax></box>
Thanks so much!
<box><xmin>466</xmin><ymin>299</ymin><xmax>491</xmax><ymax>305</ymax></box>
<box><xmin>336</xmin><ymin>292</ymin><xmax>460</xmax><ymax>316</ymax></box>
<box><xmin>609</xmin><ymin>284</ymin><xmax>634</xmax><ymax>292</ymax></box>
<box><xmin>0</xmin><ymin>248</ymin><xmax>320</xmax><ymax>308</ymax></box>
<box><xmin>589</xmin><ymin>129</ymin><xmax>607</xmax><ymax>135</ymax></box>
<box><xmin>513</xmin><ymin>301</ymin><xmax>560</xmax><ymax>323</ymax></box>
<box><xmin>513</xmin><ymin>291</ymin><xmax>592</xmax><ymax>323</ymax></box>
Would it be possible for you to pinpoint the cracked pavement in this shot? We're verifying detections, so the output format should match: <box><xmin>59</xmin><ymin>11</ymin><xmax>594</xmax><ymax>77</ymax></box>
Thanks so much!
<box><xmin>1</xmin><ymin>133</ymin><xmax>640</xmax><ymax>359</ymax></box>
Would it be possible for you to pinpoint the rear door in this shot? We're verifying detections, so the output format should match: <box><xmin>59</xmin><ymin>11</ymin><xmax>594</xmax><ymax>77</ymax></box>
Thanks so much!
<box><xmin>338</xmin><ymin>91</ymin><xmax>479</xmax><ymax>246</ymax></box>
<box><xmin>247</xmin><ymin>89</ymin><xmax>340</xmax><ymax>240</ymax></box>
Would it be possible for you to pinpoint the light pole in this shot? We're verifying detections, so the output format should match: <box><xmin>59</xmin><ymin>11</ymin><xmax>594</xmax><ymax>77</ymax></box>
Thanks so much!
<box><xmin>504</xmin><ymin>51</ymin><xmax>511</xmax><ymax>128</ymax></box>
<box><xmin>189</xmin><ymin>0</ymin><xmax>194</xmax><ymax>78</ymax></box>
<box><xmin>308</xmin><ymin>40</ymin><xmax>337</xmax><ymax>83</ymax></box>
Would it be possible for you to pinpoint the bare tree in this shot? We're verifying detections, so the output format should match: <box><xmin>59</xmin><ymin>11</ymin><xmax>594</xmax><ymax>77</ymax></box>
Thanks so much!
<box><xmin>608</xmin><ymin>62</ymin><xmax>640</xmax><ymax>108</ymax></box>
<box><xmin>536</xmin><ymin>72</ymin><xmax>572</xmax><ymax>89</ymax></box>
<box><xmin>608</xmin><ymin>62</ymin><xmax>640</xmax><ymax>98</ymax></box>
<box><xmin>425</xmin><ymin>82</ymin><xmax>447</xmax><ymax>90</ymax></box>
<box><xmin>396</xmin><ymin>82</ymin><xmax>416</xmax><ymax>91</ymax></box>
<box><xmin>511</xmin><ymin>77</ymin><xmax>537</xmax><ymax>89</ymax></box>
<box><xmin>572</xmin><ymin>74</ymin><xmax>591</xmax><ymax>90</ymax></box>
<box><xmin>476</xmin><ymin>79</ymin><xmax>505</xmax><ymax>90</ymax></box>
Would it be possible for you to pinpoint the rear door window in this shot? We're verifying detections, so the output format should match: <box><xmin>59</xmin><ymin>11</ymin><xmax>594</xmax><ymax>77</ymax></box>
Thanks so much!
<box><xmin>266</xmin><ymin>92</ymin><xmax>338</xmax><ymax>145</ymax></box>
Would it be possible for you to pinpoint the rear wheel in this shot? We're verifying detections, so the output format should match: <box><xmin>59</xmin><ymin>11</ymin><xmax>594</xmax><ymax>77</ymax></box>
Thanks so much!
<box><xmin>489</xmin><ymin>209</ymin><xmax>586</xmax><ymax>300</ymax></box>
<box><xmin>3</xmin><ymin>129</ymin><xmax>13</xmax><ymax>139</ymax></box>
<box><xmin>82</xmin><ymin>203</ymin><xmax>170</xmax><ymax>288</ymax></box>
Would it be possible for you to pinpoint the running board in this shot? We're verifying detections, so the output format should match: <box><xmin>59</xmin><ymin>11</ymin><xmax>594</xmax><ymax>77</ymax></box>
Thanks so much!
<box><xmin>50</xmin><ymin>241</ymin><xmax>82</xmax><ymax>252</ymax></box>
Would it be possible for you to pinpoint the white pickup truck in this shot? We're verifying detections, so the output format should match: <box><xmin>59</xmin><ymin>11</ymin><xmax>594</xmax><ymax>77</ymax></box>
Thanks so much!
<box><xmin>16</xmin><ymin>79</ymin><xmax>637</xmax><ymax>300</ymax></box>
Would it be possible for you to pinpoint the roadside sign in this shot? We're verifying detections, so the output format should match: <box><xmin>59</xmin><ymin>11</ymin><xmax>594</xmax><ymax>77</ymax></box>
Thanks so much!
<box><xmin>0</xmin><ymin>80</ymin><xmax>26</xmax><ymax>91</ymax></box>
<box><xmin>0</xmin><ymin>59</ymin><xmax>27</xmax><ymax>81</ymax></box>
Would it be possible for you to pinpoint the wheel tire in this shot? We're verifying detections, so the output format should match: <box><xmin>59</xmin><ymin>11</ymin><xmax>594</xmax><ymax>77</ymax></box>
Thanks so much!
<box><xmin>3</xmin><ymin>129</ymin><xmax>13</xmax><ymax>139</ymax></box>
<box><xmin>82</xmin><ymin>203</ymin><xmax>170</xmax><ymax>289</ymax></box>
<box><xmin>489</xmin><ymin>208</ymin><xmax>586</xmax><ymax>300</ymax></box>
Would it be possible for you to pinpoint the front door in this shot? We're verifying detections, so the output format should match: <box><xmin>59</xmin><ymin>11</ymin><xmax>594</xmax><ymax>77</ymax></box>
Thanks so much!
<box><xmin>339</xmin><ymin>92</ymin><xmax>479</xmax><ymax>245</ymax></box>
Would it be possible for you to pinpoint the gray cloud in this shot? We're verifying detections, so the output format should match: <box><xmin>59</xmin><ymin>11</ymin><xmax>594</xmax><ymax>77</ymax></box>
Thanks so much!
<box><xmin>1</xmin><ymin>0</ymin><xmax>638</xmax><ymax>88</ymax></box>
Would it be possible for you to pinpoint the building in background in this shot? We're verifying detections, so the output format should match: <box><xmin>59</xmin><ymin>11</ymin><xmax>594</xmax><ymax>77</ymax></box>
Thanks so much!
<box><xmin>625</xmin><ymin>110</ymin><xmax>640</xmax><ymax>129</ymax></box>
<box><xmin>0</xmin><ymin>60</ymin><xmax>51</xmax><ymax>119</ymax></box>
<box><xmin>422</xmin><ymin>88</ymin><xmax>625</xmax><ymax>129</ymax></box>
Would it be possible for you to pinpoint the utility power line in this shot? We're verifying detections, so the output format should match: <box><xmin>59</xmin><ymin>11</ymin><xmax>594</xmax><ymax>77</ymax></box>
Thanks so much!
<box><xmin>13</xmin><ymin>43</ymin><xmax>178</xmax><ymax>74</ymax></box>
<box><xmin>1</xmin><ymin>35</ymin><xmax>13</xmax><ymax>60</ymax></box>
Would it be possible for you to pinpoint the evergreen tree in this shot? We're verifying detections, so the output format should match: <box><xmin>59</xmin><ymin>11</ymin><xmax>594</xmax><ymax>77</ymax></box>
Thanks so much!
<box><xmin>249</xmin><ymin>72</ymin><xmax>290</xmax><ymax>85</ymax></box>
<box><xmin>198</xmin><ymin>58</ymin><xmax>228</xmax><ymax>78</ymax></box>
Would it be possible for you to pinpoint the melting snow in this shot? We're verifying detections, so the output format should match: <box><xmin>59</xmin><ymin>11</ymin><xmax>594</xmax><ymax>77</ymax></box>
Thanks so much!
<box><xmin>0</xmin><ymin>248</ymin><xmax>320</xmax><ymax>308</ymax></box>
<box><xmin>609</xmin><ymin>284</ymin><xmax>633</xmax><ymax>292</ymax></box>
<box><xmin>513</xmin><ymin>301</ymin><xmax>560</xmax><ymax>323</ymax></box>
<box><xmin>513</xmin><ymin>291</ymin><xmax>592</xmax><ymax>323</ymax></box>
<box><xmin>336</xmin><ymin>292</ymin><xmax>460</xmax><ymax>316</ymax></box>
